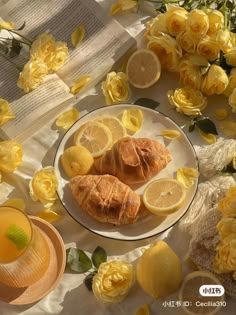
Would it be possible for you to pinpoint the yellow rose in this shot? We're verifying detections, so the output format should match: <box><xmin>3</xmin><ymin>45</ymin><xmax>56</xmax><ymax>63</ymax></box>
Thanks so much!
<box><xmin>186</xmin><ymin>9</ymin><xmax>209</xmax><ymax>39</ymax></box>
<box><xmin>30</xmin><ymin>33</ymin><xmax>55</xmax><ymax>62</ymax></box>
<box><xmin>225</xmin><ymin>48</ymin><xmax>236</xmax><ymax>67</ymax></box>
<box><xmin>147</xmin><ymin>33</ymin><xmax>182</xmax><ymax>72</ymax></box>
<box><xmin>229</xmin><ymin>88</ymin><xmax>236</xmax><ymax>113</ymax></box>
<box><xmin>101</xmin><ymin>71</ymin><xmax>131</xmax><ymax>105</ymax></box>
<box><xmin>17</xmin><ymin>59</ymin><xmax>48</xmax><ymax>93</ymax></box>
<box><xmin>197</xmin><ymin>36</ymin><xmax>220</xmax><ymax>61</ymax></box>
<box><xmin>0</xmin><ymin>98</ymin><xmax>15</xmax><ymax>126</ymax></box>
<box><xmin>48</xmin><ymin>41</ymin><xmax>69</xmax><ymax>72</ymax></box>
<box><xmin>206</xmin><ymin>9</ymin><xmax>224</xmax><ymax>36</ymax></box>
<box><xmin>215</xmin><ymin>28</ymin><xmax>232</xmax><ymax>53</ymax></box>
<box><xmin>0</xmin><ymin>141</ymin><xmax>23</xmax><ymax>172</ymax></box>
<box><xmin>110</xmin><ymin>0</ymin><xmax>138</xmax><ymax>15</ymax></box>
<box><xmin>148</xmin><ymin>14</ymin><xmax>168</xmax><ymax>37</ymax></box>
<box><xmin>0</xmin><ymin>21</ymin><xmax>15</xmax><ymax>29</ymax></box>
<box><xmin>217</xmin><ymin>217</ymin><xmax>236</xmax><ymax>238</ymax></box>
<box><xmin>223</xmin><ymin>68</ymin><xmax>236</xmax><ymax>97</ymax></box>
<box><xmin>214</xmin><ymin>234</ymin><xmax>236</xmax><ymax>274</ymax></box>
<box><xmin>167</xmin><ymin>87</ymin><xmax>207</xmax><ymax>116</ymax></box>
<box><xmin>179</xmin><ymin>57</ymin><xmax>204</xmax><ymax>89</ymax></box>
<box><xmin>92</xmin><ymin>260</ymin><xmax>135</xmax><ymax>304</ymax></box>
<box><xmin>165</xmin><ymin>5</ymin><xmax>188</xmax><ymax>36</ymax></box>
<box><xmin>176</xmin><ymin>31</ymin><xmax>198</xmax><ymax>54</ymax></box>
<box><xmin>201</xmin><ymin>64</ymin><xmax>228</xmax><ymax>95</ymax></box>
<box><xmin>218</xmin><ymin>195</ymin><xmax>236</xmax><ymax>217</ymax></box>
<box><xmin>29</xmin><ymin>166</ymin><xmax>58</xmax><ymax>207</ymax></box>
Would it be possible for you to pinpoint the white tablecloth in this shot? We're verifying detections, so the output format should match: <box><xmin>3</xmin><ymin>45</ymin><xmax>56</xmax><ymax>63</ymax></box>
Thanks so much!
<box><xmin>0</xmin><ymin>1</ymin><xmax>236</xmax><ymax>314</ymax></box>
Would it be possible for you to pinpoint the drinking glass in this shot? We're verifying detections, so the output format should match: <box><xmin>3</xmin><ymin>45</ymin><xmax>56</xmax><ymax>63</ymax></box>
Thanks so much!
<box><xmin>0</xmin><ymin>206</ymin><xmax>50</xmax><ymax>287</ymax></box>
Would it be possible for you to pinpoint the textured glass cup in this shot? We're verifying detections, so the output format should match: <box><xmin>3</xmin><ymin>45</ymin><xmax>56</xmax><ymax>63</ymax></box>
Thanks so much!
<box><xmin>0</xmin><ymin>206</ymin><xmax>50</xmax><ymax>287</ymax></box>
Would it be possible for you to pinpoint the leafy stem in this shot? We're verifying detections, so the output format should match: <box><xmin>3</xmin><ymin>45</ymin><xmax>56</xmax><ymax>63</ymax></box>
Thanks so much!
<box><xmin>3</xmin><ymin>28</ymin><xmax>32</xmax><ymax>45</ymax></box>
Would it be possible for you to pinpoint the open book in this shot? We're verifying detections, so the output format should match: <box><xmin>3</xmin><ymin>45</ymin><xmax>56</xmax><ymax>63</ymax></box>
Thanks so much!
<box><xmin>0</xmin><ymin>0</ymin><xmax>136</xmax><ymax>141</ymax></box>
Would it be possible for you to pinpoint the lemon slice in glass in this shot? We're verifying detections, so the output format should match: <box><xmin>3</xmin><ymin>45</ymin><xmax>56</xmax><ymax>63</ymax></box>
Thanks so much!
<box><xmin>126</xmin><ymin>48</ymin><xmax>161</xmax><ymax>88</ymax></box>
<box><xmin>179</xmin><ymin>271</ymin><xmax>225</xmax><ymax>315</ymax></box>
<box><xmin>73</xmin><ymin>121</ymin><xmax>112</xmax><ymax>157</ymax></box>
<box><xmin>142</xmin><ymin>178</ymin><xmax>186</xmax><ymax>215</ymax></box>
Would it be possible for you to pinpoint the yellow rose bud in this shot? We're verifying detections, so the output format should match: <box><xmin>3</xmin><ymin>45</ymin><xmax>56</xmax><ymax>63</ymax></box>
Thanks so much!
<box><xmin>186</xmin><ymin>9</ymin><xmax>209</xmax><ymax>39</ymax></box>
<box><xmin>167</xmin><ymin>87</ymin><xmax>207</xmax><ymax>116</ymax></box>
<box><xmin>0</xmin><ymin>141</ymin><xmax>23</xmax><ymax>172</ymax></box>
<box><xmin>224</xmin><ymin>68</ymin><xmax>236</xmax><ymax>97</ymax></box>
<box><xmin>92</xmin><ymin>260</ymin><xmax>135</xmax><ymax>304</ymax></box>
<box><xmin>229</xmin><ymin>88</ymin><xmax>236</xmax><ymax>113</ymax></box>
<box><xmin>147</xmin><ymin>33</ymin><xmax>182</xmax><ymax>72</ymax></box>
<box><xmin>201</xmin><ymin>64</ymin><xmax>228</xmax><ymax>95</ymax></box>
<box><xmin>101</xmin><ymin>71</ymin><xmax>131</xmax><ymax>105</ymax></box>
<box><xmin>165</xmin><ymin>5</ymin><xmax>188</xmax><ymax>36</ymax></box>
<box><xmin>214</xmin><ymin>28</ymin><xmax>232</xmax><ymax>53</ymax></box>
<box><xmin>179</xmin><ymin>59</ymin><xmax>203</xmax><ymax>89</ymax></box>
<box><xmin>176</xmin><ymin>31</ymin><xmax>198</xmax><ymax>54</ymax></box>
<box><xmin>217</xmin><ymin>217</ymin><xmax>236</xmax><ymax>238</ymax></box>
<box><xmin>29</xmin><ymin>166</ymin><xmax>58</xmax><ymax>207</ymax></box>
<box><xmin>214</xmin><ymin>234</ymin><xmax>236</xmax><ymax>274</ymax></box>
<box><xmin>197</xmin><ymin>36</ymin><xmax>220</xmax><ymax>61</ymax></box>
<box><xmin>218</xmin><ymin>196</ymin><xmax>236</xmax><ymax>217</ymax></box>
<box><xmin>0</xmin><ymin>98</ymin><xmax>15</xmax><ymax>126</ymax></box>
<box><xmin>225</xmin><ymin>48</ymin><xmax>236</xmax><ymax>67</ymax></box>
<box><xmin>206</xmin><ymin>9</ymin><xmax>224</xmax><ymax>36</ymax></box>
<box><xmin>17</xmin><ymin>59</ymin><xmax>48</xmax><ymax>93</ymax></box>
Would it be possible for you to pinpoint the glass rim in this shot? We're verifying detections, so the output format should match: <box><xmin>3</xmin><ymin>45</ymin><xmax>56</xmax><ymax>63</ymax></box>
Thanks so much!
<box><xmin>0</xmin><ymin>205</ymin><xmax>34</xmax><ymax>264</ymax></box>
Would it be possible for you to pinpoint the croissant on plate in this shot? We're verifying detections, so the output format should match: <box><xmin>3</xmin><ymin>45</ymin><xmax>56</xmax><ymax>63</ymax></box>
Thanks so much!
<box><xmin>94</xmin><ymin>137</ymin><xmax>172</xmax><ymax>185</ymax></box>
<box><xmin>69</xmin><ymin>174</ymin><xmax>141</xmax><ymax>225</ymax></box>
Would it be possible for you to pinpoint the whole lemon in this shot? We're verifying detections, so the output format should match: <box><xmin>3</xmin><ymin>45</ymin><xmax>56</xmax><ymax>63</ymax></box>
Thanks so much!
<box><xmin>61</xmin><ymin>145</ymin><xmax>94</xmax><ymax>177</ymax></box>
<box><xmin>136</xmin><ymin>241</ymin><xmax>183</xmax><ymax>298</ymax></box>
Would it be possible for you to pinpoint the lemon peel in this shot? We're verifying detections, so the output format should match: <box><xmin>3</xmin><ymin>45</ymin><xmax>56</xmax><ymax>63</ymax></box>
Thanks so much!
<box><xmin>70</xmin><ymin>75</ymin><xmax>92</xmax><ymax>95</ymax></box>
<box><xmin>2</xmin><ymin>198</ymin><xmax>26</xmax><ymax>212</ymax></box>
<box><xmin>71</xmin><ymin>24</ymin><xmax>85</xmax><ymax>48</ymax></box>
<box><xmin>36</xmin><ymin>209</ymin><xmax>62</xmax><ymax>223</ymax></box>
<box><xmin>176</xmin><ymin>167</ymin><xmax>199</xmax><ymax>188</ymax></box>
<box><xmin>160</xmin><ymin>129</ymin><xmax>181</xmax><ymax>139</ymax></box>
<box><xmin>56</xmin><ymin>108</ymin><xmax>80</xmax><ymax>129</ymax></box>
<box><xmin>198</xmin><ymin>129</ymin><xmax>216</xmax><ymax>144</ymax></box>
<box><xmin>121</xmin><ymin>108</ymin><xmax>143</xmax><ymax>133</ymax></box>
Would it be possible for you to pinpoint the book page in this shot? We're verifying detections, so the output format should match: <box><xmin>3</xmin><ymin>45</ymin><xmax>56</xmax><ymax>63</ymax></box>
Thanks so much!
<box><xmin>0</xmin><ymin>74</ymin><xmax>74</xmax><ymax>141</ymax></box>
<box><xmin>1</xmin><ymin>0</ymin><xmax>135</xmax><ymax>87</ymax></box>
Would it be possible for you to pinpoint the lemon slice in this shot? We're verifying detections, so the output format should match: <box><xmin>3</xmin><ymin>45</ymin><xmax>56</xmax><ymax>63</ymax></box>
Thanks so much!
<box><xmin>179</xmin><ymin>271</ymin><xmax>225</xmax><ymax>315</ymax></box>
<box><xmin>73</xmin><ymin>121</ymin><xmax>112</xmax><ymax>157</ymax></box>
<box><xmin>121</xmin><ymin>108</ymin><xmax>143</xmax><ymax>133</ymax></box>
<box><xmin>95</xmin><ymin>115</ymin><xmax>126</xmax><ymax>145</ymax></box>
<box><xmin>132</xmin><ymin>304</ymin><xmax>150</xmax><ymax>315</ymax></box>
<box><xmin>142</xmin><ymin>178</ymin><xmax>186</xmax><ymax>216</ymax></box>
<box><xmin>126</xmin><ymin>48</ymin><xmax>161</xmax><ymax>88</ymax></box>
<box><xmin>6</xmin><ymin>224</ymin><xmax>30</xmax><ymax>250</ymax></box>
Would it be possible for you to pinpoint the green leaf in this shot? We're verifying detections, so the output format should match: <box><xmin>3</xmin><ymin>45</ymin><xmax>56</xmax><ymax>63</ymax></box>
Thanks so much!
<box><xmin>92</xmin><ymin>246</ymin><xmax>107</xmax><ymax>269</ymax></box>
<box><xmin>134</xmin><ymin>98</ymin><xmax>160</xmax><ymax>110</ymax></box>
<box><xmin>84</xmin><ymin>271</ymin><xmax>97</xmax><ymax>291</ymax></box>
<box><xmin>10</xmin><ymin>39</ymin><xmax>22</xmax><ymax>58</ymax></box>
<box><xmin>195</xmin><ymin>117</ymin><xmax>218</xmax><ymax>135</ymax></box>
<box><xmin>66</xmin><ymin>248</ymin><xmax>92</xmax><ymax>273</ymax></box>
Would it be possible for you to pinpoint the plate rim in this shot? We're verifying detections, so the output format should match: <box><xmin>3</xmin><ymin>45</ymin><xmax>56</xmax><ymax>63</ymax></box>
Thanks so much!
<box><xmin>53</xmin><ymin>103</ymin><xmax>199</xmax><ymax>241</ymax></box>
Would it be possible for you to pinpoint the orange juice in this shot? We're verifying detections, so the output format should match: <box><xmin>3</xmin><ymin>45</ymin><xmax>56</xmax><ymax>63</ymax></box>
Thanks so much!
<box><xmin>0</xmin><ymin>206</ymin><xmax>50</xmax><ymax>287</ymax></box>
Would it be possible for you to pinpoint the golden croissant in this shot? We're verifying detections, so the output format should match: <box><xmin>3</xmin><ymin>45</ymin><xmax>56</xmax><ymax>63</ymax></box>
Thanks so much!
<box><xmin>69</xmin><ymin>174</ymin><xmax>141</xmax><ymax>225</ymax></box>
<box><xmin>94</xmin><ymin>137</ymin><xmax>172</xmax><ymax>185</ymax></box>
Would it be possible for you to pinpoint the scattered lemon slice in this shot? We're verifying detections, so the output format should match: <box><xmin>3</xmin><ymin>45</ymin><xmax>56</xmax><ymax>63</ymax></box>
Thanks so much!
<box><xmin>142</xmin><ymin>178</ymin><xmax>186</xmax><ymax>216</ymax></box>
<box><xmin>132</xmin><ymin>304</ymin><xmax>150</xmax><ymax>315</ymax></box>
<box><xmin>36</xmin><ymin>209</ymin><xmax>62</xmax><ymax>223</ymax></box>
<box><xmin>121</xmin><ymin>108</ymin><xmax>143</xmax><ymax>133</ymax></box>
<box><xmin>61</xmin><ymin>145</ymin><xmax>94</xmax><ymax>177</ymax></box>
<box><xmin>6</xmin><ymin>224</ymin><xmax>30</xmax><ymax>250</ymax></box>
<box><xmin>126</xmin><ymin>48</ymin><xmax>161</xmax><ymax>88</ymax></box>
<box><xmin>71</xmin><ymin>24</ymin><xmax>85</xmax><ymax>48</ymax></box>
<box><xmin>179</xmin><ymin>271</ymin><xmax>225</xmax><ymax>315</ymax></box>
<box><xmin>95</xmin><ymin>115</ymin><xmax>126</xmax><ymax>145</ymax></box>
<box><xmin>73</xmin><ymin>121</ymin><xmax>112</xmax><ymax>157</ymax></box>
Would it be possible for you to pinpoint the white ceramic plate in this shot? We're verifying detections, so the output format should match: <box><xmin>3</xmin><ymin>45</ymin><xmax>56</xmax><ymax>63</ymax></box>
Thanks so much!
<box><xmin>54</xmin><ymin>104</ymin><xmax>198</xmax><ymax>241</ymax></box>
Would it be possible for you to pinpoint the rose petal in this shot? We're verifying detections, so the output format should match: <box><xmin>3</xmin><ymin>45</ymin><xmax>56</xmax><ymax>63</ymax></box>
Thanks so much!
<box><xmin>214</xmin><ymin>108</ymin><xmax>228</xmax><ymax>120</ymax></box>
<box><xmin>36</xmin><ymin>209</ymin><xmax>62</xmax><ymax>223</ymax></box>
<box><xmin>219</xmin><ymin>120</ymin><xmax>236</xmax><ymax>138</ymax></box>
<box><xmin>198</xmin><ymin>129</ymin><xmax>216</xmax><ymax>144</ymax></box>
<box><xmin>70</xmin><ymin>75</ymin><xmax>92</xmax><ymax>95</ymax></box>
<box><xmin>177</xmin><ymin>167</ymin><xmax>199</xmax><ymax>188</ymax></box>
<box><xmin>71</xmin><ymin>24</ymin><xmax>85</xmax><ymax>48</ymax></box>
<box><xmin>160</xmin><ymin>129</ymin><xmax>181</xmax><ymax>139</ymax></box>
<box><xmin>56</xmin><ymin>108</ymin><xmax>80</xmax><ymax>129</ymax></box>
